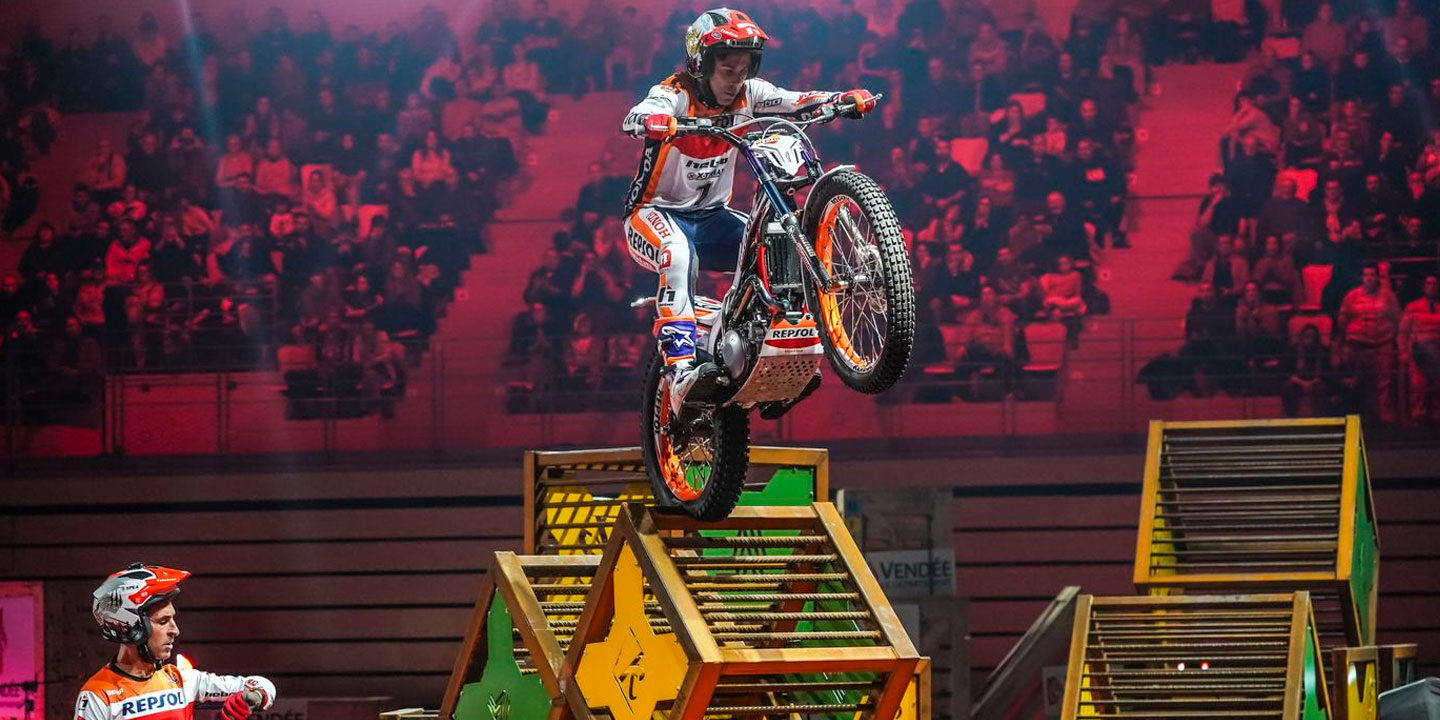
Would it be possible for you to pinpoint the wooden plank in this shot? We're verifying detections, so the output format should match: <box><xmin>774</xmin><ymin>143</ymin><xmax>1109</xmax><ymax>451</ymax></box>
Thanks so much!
<box><xmin>1</xmin><ymin>539</ymin><xmax>508</xmax><ymax>576</ymax></box>
<box><xmin>1134</xmin><ymin>420</ymin><xmax>1166</xmax><ymax>587</ymax></box>
<box><xmin>1159</xmin><ymin>417</ymin><xmax>1346</xmax><ymax>431</ymax></box>
<box><xmin>817</xmin><ymin>502</ymin><xmax>920</xmax><ymax>661</ymax></box>
<box><xmin>1058</xmin><ymin>594</ymin><xmax>1094</xmax><ymax>720</ymax></box>
<box><xmin>439</xmin><ymin>568</ymin><xmax>496</xmax><ymax>720</ymax></box>
<box><xmin>2</xmin><ymin>507</ymin><xmax>523</xmax><ymax>546</ymax></box>
<box><xmin>1337</xmin><ymin>416</ymin><xmax>1360</xmax><ymax>581</ymax></box>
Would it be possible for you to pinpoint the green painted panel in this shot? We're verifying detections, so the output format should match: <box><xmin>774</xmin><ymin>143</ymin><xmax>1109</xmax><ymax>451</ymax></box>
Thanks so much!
<box><xmin>454</xmin><ymin>596</ymin><xmax>551</xmax><ymax>720</ymax></box>
<box><xmin>737</xmin><ymin>467</ymin><xmax>819</xmax><ymax>506</ymax></box>
<box><xmin>1350</xmin><ymin>461</ymin><xmax>1379</xmax><ymax>644</ymax></box>
<box><xmin>1301</xmin><ymin>620</ymin><xmax>1329</xmax><ymax>720</ymax></box>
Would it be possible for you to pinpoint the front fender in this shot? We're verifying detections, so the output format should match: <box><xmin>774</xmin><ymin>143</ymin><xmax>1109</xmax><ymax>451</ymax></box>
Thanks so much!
<box><xmin>799</xmin><ymin>164</ymin><xmax>858</xmax><ymax>225</ymax></box>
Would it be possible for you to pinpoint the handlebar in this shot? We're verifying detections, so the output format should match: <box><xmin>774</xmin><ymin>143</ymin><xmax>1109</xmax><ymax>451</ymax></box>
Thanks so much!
<box><xmin>671</xmin><ymin>92</ymin><xmax>884</xmax><ymax>142</ymax></box>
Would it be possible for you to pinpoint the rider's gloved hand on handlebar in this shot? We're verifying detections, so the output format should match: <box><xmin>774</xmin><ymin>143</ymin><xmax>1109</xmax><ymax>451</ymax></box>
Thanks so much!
<box><xmin>837</xmin><ymin>89</ymin><xmax>877</xmax><ymax>118</ymax></box>
<box><xmin>641</xmin><ymin>113</ymin><xmax>678</xmax><ymax>141</ymax></box>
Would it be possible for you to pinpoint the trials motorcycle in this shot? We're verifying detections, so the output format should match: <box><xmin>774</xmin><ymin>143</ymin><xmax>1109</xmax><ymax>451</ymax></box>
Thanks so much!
<box><xmin>640</xmin><ymin>96</ymin><xmax>915</xmax><ymax>520</ymax></box>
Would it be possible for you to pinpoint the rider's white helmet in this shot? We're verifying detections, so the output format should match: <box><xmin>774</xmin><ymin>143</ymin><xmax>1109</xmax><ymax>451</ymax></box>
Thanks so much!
<box><xmin>685</xmin><ymin>9</ymin><xmax>770</xmax><ymax>84</ymax></box>
<box><xmin>92</xmin><ymin>563</ymin><xmax>189</xmax><ymax>648</ymax></box>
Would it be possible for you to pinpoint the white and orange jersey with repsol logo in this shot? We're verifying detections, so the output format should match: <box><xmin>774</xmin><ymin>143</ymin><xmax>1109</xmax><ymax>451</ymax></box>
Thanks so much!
<box><xmin>75</xmin><ymin>662</ymin><xmax>275</xmax><ymax>720</ymax></box>
<box><xmin>621</xmin><ymin>73</ymin><xmax>837</xmax><ymax>214</ymax></box>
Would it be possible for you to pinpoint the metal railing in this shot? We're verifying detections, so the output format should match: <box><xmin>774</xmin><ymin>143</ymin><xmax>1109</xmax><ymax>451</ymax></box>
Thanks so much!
<box><xmin>1</xmin><ymin>312</ymin><xmax>1436</xmax><ymax>461</ymax></box>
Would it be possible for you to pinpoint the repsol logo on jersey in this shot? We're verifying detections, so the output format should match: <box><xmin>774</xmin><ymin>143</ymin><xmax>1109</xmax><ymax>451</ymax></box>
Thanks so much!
<box><xmin>119</xmin><ymin>690</ymin><xmax>186</xmax><ymax>717</ymax></box>
<box><xmin>627</xmin><ymin>228</ymin><xmax>662</xmax><ymax>266</ymax></box>
<box><xmin>770</xmin><ymin>327</ymin><xmax>818</xmax><ymax>339</ymax></box>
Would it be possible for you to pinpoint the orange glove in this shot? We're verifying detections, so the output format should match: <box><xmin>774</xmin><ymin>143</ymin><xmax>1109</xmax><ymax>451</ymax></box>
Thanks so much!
<box><xmin>642</xmin><ymin>114</ymin><xmax>677</xmax><ymax>140</ymax></box>
<box><xmin>838</xmin><ymin>89</ymin><xmax>877</xmax><ymax>118</ymax></box>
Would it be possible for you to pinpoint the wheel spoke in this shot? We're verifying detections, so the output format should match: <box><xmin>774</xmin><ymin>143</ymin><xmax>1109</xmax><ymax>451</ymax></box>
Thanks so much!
<box><xmin>819</xmin><ymin>196</ymin><xmax>890</xmax><ymax>373</ymax></box>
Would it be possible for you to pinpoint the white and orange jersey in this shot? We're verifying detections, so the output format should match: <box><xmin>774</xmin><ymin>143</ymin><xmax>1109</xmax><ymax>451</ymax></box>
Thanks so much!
<box><xmin>622</xmin><ymin>73</ymin><xmax>836</xmax><ymax>214</ymax></box>
<box><xmin>75</xmin><ymin>663</ymin><xmax>276</xmax><ymax>720</ymax></box>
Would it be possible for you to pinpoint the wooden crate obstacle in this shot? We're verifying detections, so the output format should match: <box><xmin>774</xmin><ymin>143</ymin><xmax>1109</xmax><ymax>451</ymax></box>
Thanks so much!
<box><xmin>525</xmin><ymin>446</ymin><xmax>829</xmax><ymax>555</ymax></box>
<box><xmin>1133</xmin><ymin>417</ymin><xmax>1379</xmax><ymax>651</ymax></box>
<box><xmin>1059</xmin><ymin>593</ymin><xmax>1332</xmax><ymax>720</ymax></box>
<box><xmin>559</xmin><ymin>503</ymin><xmax>922</xmax><ymax>720</ymax></box>
<box><xmin>440</xmin><ymin>553</ymin><xmax>616</xmax><ymax>720</ymax></box>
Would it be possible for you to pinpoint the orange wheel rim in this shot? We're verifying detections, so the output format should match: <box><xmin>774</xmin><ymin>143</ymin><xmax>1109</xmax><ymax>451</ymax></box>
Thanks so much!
<box><xmin>815</xmin><ymin>198</ymin><xmax>870</xmax><ymax>369</ymax></box>
<box><xmin>655</xmin><ymin>378</ymin><xmax>703</xmax><ymax>501</ymax></box>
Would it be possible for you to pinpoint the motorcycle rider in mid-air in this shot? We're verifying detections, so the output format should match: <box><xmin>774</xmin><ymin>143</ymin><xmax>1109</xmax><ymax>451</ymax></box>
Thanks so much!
<box><xmin>622</xmin><ymin>7</ymin><xmax>876</xmax><ymax>412</ymax></box>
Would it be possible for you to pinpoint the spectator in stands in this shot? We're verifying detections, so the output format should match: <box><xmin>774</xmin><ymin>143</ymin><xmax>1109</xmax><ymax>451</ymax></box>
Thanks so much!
<box><xmin>1282</xmin><ymin>323</ymin><xmax>1335</xmax><ymax>416</ymax></box>
<box><xmin>82</xmin><ymin>139</ymin><xmax>126</xmax><ymax>204</ymax></box>
<box><xmin>1073</xmin><ymin>139</ymin><xmax>1126</xmax><ymax>249</ymax></box>
<box><xmin>1252</xmin><ymin>235</ymin><xmax>1305</xmax><ymax>305</ymax></box>
<box><xmin>926</xmin><ymin>243</ymin><xmax>982</xmax><ymax>322</ymax></box>
<box><xmin>254</xmin><ymin>139</ymin><xmax>298</xmax><ymax>202</ymax></box>
<box><xmin>1335</xmin><ymin>264</ymin><xmax>1401</xmax><ymax>422</ymax></box>
<box><xmin>126</xmin><ymin>132</ymin><xmax>172</xmax><ymax>198</ymax></box>
<box><xmin>1302</xmin><ymin>4</ymin><xmax>1347</xmax><ymax>69</ymax></box>
<box><xmin>1383</xmin><ymin>0</ymin><xmax>1429</xmax><ymax>55</ymax></box>
<box><xmin>1182</xmin><ymin>281</ymin><xmax>1238</xmax><ymax>394</ymax></box>
<box><xmin>1400</xmin><ymin>275</ymin><xmax>1440</xmax><ymax>423</ymax></box>
<box><xmin>957</xmin><ymin>285</ymin><xmax>1018</xmax><ymax>383</ymax></box>
<box><xmin>411</xmin><ymin>129</ymin><xmax>457</xmax><ymax>216</ymax></box>
<box><xmin>1235</xmin><ymin>281</ymin><xmax>1284</xmax><ymax>358</ymax></box>
<box><xmin>105</xmin><ymin>220</ymin><xmax>150</xmax><ymax>285</ymax></box>
<box><xmin>65</xmin><ymin>185</ymin><xmax>102</xmax><ymax>238</ymax></box>
<box><xmin>20</xmin><ymin>223</ymin><xmax>63</xmax><ymax>286</ymax></box>
<box><xmin>1201</xmin><ymin>234</ymin><xmax>1250</xmax><ymax>301</ymax></box>
<box><xmin>990</xmin><ymin>245</ymin><xmax>1038</xmax><ymax>316</ymax></box>
<box><xmin>1041</xmin><ymin>254</ymin><xmax>1087</xmax><ymax>320</ymax></box>
<box><xmin>1041</xmin><ymin>191</ymin><xmax>1097</xmax><ymax>267</ymax></box>
<box><xmin>0</xmin><ymin>275</ymin><xmax>25</xmax><ymax>328</ymax></box>
<box><xmin>216</xmin><ymin>134</ymin><xmax>254</xmax><ymax>189</ymax></box>
<box><xmin>1103</xmin><ymin>16</ymin><xmax>1146</xmax><ymax>97</ymax></box>
<box><xmin>1256</xmin><ymin>177</ymin><xmax>1312</xmax><ymax>247</ymax></box>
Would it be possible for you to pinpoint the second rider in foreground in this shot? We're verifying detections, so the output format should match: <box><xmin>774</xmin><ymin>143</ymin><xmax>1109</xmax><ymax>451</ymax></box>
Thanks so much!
<box><xmin>622</xmin><ymin>7</ymin><xmax>876</xmax><ymax>411</ymax></box>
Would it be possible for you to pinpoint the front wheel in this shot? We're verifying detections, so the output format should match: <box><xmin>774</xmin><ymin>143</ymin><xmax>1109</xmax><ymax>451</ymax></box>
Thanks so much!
<box><xmin>803</xmin><ymin>170</ymin><xmax>915</xmax><ymax>394</ymax></box>
<box><xmin>639</xmin><ymin>353</ymin><xmax>750</xmax><ymax>521</ymax></box>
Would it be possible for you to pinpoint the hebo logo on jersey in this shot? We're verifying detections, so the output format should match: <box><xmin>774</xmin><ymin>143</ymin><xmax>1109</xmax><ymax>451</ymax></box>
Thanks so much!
<box><xmin>117</xmin><ymin>690</ymin><xmax>187</xmax><ymax>718</ymax></box>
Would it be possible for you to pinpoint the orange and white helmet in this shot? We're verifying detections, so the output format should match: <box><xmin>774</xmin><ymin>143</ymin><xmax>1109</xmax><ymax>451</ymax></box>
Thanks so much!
<box><xmin>92</xmin><ymin>563</ymin><xmax>190</xmax><ymax>646</ymax></box>
<box><xmin>685</xmin><ymin>8</ymin><xmax>769</xmax><ymax>82</ymax></box>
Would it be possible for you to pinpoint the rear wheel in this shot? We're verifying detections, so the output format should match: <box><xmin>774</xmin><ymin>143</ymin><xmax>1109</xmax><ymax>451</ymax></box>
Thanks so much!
<box><xmin>639</xmin><ymin>353</ymin><xmax>750</xmax><ymax>521</ymax></box>
<box><xmin>803</xmin><ymin>170</ymin><xmax>915</xmax><ymax>394</ymax></box>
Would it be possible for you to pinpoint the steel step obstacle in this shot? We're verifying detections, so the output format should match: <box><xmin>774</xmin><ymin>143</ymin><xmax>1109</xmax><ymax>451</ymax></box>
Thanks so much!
<box><xmin>1059</xmin><ymin>593</ymin><xmax>1331</xmax><ymax>720</ymax></box>
<box><xmin>1132</xmin><ymin>417</ymin><xmax>1379</xmax><ymax>653</ymax></box>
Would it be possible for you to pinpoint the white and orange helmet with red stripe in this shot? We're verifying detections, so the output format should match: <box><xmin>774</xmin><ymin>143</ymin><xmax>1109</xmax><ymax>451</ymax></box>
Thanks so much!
<box><xmin>92</xmin><ymin>563</ymin><xmax>190</xmax><ymax>647</ymax></box>
<box><xmin>685</xmin><ymin>8</ymin><xmax>770</xmax><ymax>82</ymax></box>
